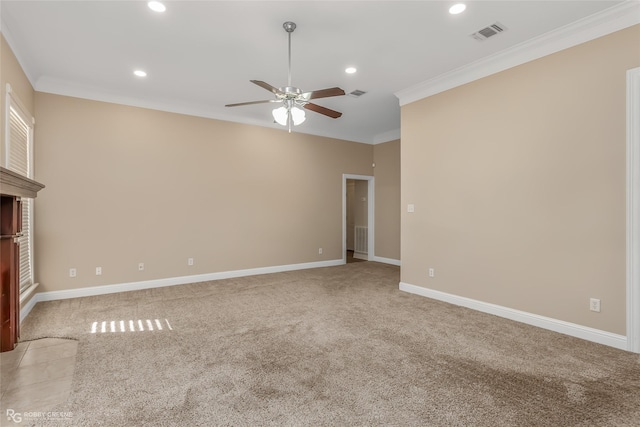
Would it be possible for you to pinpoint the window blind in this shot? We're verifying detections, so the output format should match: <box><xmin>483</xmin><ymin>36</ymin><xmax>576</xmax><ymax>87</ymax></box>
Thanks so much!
<box><xmin>6</xmin><ymin>102</ymin><xmax>35</xmax><ymax>294</ymax></box>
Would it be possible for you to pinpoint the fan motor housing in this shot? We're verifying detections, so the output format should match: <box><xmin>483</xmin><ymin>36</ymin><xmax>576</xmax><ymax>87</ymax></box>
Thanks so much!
<box><xmin>278</xmin><ymin>86</ymin><xmax>302</xmax><ymax>99</ymax></box>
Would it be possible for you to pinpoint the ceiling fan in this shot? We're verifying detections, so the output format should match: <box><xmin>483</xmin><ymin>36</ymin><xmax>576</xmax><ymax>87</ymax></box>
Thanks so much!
<box><xmin>225</xmin><ymin>21</ymin><xmax>346</xmax><ymax>132</ymax></box>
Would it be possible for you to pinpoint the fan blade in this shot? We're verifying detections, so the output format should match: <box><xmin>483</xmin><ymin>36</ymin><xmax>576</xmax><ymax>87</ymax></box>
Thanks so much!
<box><xmin>250</xmin><ymin>80</ymin><xmax>283</xmax><ymax>95</ymax></box>
<box><xmin>304</xmin><ymin>103</ymin><xmax>342</xmax><ymax>119</ymax></box>
<box><xmin>225</xmin><ymin>100</ymin><xmax>281</xmax><ymax>107</ymax></box>
<box><xmin>300</xmin><ymin>87</ymin><xmax>345</xmax><ymax>100</ymax></box>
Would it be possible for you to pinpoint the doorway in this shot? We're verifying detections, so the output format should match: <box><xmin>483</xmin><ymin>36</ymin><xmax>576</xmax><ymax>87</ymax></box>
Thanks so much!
<box><xmin>342</xmin><ymin>174</ymin><xmax>374</xmax><ymax>264</ymax></box>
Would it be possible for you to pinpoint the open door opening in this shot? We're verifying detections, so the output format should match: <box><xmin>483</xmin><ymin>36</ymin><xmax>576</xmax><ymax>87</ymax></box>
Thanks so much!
<box><xmin>343</xmin><ymin>174</ymin><xmax>374</xmax><ymax>264</ymax></box>
<box><xmin>346</xmin><ymin>179</ymin><xmax>368</xmax><ymax>263</ymax></box>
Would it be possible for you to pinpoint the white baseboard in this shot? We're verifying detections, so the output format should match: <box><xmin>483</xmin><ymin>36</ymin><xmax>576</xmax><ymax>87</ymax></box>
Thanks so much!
<box><xmin>371</xmin><ymin>256</ymin><xmax>401</xmax><ymax>266</ymax></box>
<box><xmin>20</xmin><ymin>294</ymin><xmax>40</xmax><ymax>324</ymax></box>
<box><xmin>20</xmin><ymin>259</ymin><xmax>343</xmax><ymax>323</ymax></box>
<box><xmin>399</xmin><ymin>281</ymin><xmax>628</xmax><ymax>351</ymax></box>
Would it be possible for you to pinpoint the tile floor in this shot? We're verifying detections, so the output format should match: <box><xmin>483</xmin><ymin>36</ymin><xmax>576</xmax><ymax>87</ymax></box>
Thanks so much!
<box><xmin>1</xmin><ymin>338</ymin><xmax>78</xmax><ymax>425</ymax></box>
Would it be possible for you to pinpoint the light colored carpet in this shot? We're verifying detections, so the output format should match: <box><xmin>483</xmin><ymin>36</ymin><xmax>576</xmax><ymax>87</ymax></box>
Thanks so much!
<box><xmin>20</xmin><ymin>262</ymin><xmax>640</xmax><ymax>426</ymax></box>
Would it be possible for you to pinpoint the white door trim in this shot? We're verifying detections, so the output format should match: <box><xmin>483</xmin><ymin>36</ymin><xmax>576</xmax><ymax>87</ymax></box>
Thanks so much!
<box><xmin>627</xmin><ymin>67</ymin><xmax>640</xmax><ymax>353</ymax></box>
<box><xmin>343</xmin><ymin>174</ymin><xmax>375</xmax><ymax>263</ymax></box>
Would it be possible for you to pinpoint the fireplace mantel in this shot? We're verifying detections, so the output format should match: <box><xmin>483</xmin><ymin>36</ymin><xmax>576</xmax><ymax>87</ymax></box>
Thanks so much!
<box><xmin>0</xmin><ymin>166</ymin><xmax>45</xmax><ymax>198</ymax></box>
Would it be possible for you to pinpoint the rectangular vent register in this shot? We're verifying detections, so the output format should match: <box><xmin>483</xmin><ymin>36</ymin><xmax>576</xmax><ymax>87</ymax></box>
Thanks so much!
<box><xmin>471</xmin><ymin>22</ymin><xmax>507</xmax><ymax>41</ymax></box>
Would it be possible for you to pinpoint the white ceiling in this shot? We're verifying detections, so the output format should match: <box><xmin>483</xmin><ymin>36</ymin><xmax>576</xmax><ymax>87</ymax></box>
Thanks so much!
<box><xmin>0</xmin><ymin>0</ymin><xmax>630</xmax><ymax>143</ymax></box>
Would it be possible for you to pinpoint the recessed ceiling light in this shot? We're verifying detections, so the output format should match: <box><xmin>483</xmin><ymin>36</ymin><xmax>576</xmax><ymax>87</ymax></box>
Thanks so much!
<box><xmin>148</xmin><ymin>1</ymin><xmax>166</xmax><ymax>13</ymax></box>
<box><xmin>449</xmin><ymin>3</ymin><xmax>466</xmax><ymax>15</ymax></box>
<box><xmin>134</xmin><ymin>70</ymin><xmax>147</xmax><ymax>77</ymax></box>
<box><xmin>345</xmin><ymin>67</ymin><xmax>357</xmax><ymax>74</ymax></box>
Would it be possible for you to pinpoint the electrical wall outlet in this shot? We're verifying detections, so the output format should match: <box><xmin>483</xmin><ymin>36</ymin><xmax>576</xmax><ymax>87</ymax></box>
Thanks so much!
<box><xmin>95</xmin><ymin>267</ymin><xmax>102</xmax><ymax>276</ymax></box>
<box><xmin>428</xmin><ymin>268</ymin><xmax>435</xmax><ymax>278</ymax></box>
<box><xmin>318</xmin><ymin>248</ymin><xmax>323</xmax><ymax>255</ymax></box>
<box><xmin>188</xmin><ymin>258</ymin><xmax>194</xmax><ymax>266</ymax></box>
<box><xmin>138</xmin><ymin>262</ymin><xmax>145</xmax><ymax>271</ymax></box>
<box><xmin>69</xmin><ymin>268</ymin><xmax>77</xmax><ymax>278</ymax></box>
<box><xmin>590</xmin><ymin>298</ymin><xmax>601</xmax><ymax>312</ymax></box>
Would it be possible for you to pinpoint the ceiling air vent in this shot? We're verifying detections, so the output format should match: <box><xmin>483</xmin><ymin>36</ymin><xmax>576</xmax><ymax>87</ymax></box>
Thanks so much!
<box><xmin>471</xmin><ymin>22</ymin><xmax>507</xmax><ymax>41</ymax></box>
<box><xmin>349</xmin><ymin>89</ymin><xmax>367</xmax><ymax>98</ymax></box>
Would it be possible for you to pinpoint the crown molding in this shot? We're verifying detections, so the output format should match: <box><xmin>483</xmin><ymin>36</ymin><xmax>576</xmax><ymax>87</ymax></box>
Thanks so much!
<box><xmin>373</xmin><ymin>128</ymin><xmax>401</xmax><ymax>144</ymax></box>
<box><xmin>396</xmin><ymin>1</ymin><xmax>640</xmax><ymax>107</ymax></box>
<box><xmin>35</xmin><ymin>76</ymin><xmax>370</xmax><ymax>144</ymax></box>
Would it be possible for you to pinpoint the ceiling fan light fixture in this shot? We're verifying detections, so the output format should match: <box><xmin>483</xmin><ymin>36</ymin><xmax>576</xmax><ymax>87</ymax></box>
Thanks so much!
<box><xmin>291</xmin><ymin>106</ymin><xmax>306</xmax><ymax>125</ymax></box>
<box><xmin>272</xmin><ymin>106</ymin><xmax>288</xmax><ymax>126</ymax></box>
<box><xmin>272</xmin><ymin>105</ymin><xmax>306</xmax><ymax>127</ymax></box>
<box><xmin>227</xmin><ymin>22</ymin><xmax>344</xmax><ymax>128</ymax></box>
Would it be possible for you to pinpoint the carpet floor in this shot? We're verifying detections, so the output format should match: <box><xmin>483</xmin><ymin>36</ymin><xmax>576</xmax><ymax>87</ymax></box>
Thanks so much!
<box><xmin>19</xmin><ymin>262</ymin><xmax>640</xmax><ymax>426</ymax></box>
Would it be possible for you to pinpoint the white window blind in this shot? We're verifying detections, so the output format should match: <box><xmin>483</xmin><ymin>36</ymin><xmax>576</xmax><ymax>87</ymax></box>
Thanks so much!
<box><xmin>5</xmin><ymin>87</ymin><xmax>35</xmax><ymax>294</ymax></box>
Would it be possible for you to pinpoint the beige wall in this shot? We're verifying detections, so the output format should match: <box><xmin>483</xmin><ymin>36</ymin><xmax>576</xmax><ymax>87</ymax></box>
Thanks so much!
<box><xmin>374</xmin><ymin>139</ymin><xmax>400</xmax><ymax>261</ymax></box>
<box><xmin>401</xmin><ymin>25</ymin><xmax>640</xmax><ymax>335</ymax></box>
<box><xmin>34</xmin><ymin>93</ymin><xmax>375</xmax><ymax>292</ymax></box>
<box><xmin>1</xmin><ymin>34</ymin><xmax>37</xmax><ymax>310</ymax></box>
